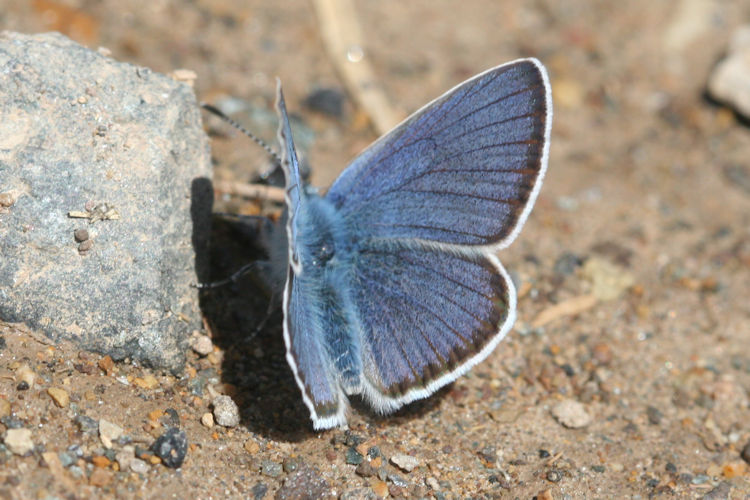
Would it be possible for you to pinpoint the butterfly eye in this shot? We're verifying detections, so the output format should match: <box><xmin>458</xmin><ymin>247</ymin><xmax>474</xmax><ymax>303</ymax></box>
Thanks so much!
<box><xmin>311</xmin><ymin>243</ymin><xmax>335</xmax><ymax>267</ymax></box>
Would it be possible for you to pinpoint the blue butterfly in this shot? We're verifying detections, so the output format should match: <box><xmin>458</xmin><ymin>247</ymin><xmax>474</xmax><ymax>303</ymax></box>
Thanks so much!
<box><xmin>272</xmin><ymin>58</ymin><xmax>551</xmax><ymax>430</ymax></box>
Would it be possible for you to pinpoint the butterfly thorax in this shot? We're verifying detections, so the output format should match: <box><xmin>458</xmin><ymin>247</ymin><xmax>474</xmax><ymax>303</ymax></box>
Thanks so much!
<box><xmin>294</xmin><ymin>192</ymin><xmax>353</xmax><ymax>282</ymax></box>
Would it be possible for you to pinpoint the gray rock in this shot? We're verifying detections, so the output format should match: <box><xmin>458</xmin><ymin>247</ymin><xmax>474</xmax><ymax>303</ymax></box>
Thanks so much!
<box><xmin>708</xmin><ymin>26</ymin><xmax>750</xmax><ymax>120</ymax></box>
<box><xmin>0</xmin><ymin>31</ymin><xmax>212</xmax><ymax>371</ymax></box>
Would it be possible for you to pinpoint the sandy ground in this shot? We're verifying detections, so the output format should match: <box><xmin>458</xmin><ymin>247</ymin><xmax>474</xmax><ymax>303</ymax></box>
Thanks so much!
<box><xmin>1</xmin><ymin>1</ymin><xmax>749</xmax><ymax>499</ymax></box>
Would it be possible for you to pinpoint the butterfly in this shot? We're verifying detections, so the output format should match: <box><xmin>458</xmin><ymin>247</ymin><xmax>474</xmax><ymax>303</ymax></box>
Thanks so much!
<box><xmin>273</xmin><ymin>58</ymin><xmax>551</xmax><ymax>430</ymax></box>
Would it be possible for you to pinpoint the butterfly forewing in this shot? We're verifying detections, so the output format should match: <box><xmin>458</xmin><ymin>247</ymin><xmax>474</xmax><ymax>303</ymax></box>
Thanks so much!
<box><xmin>326</xmin><ymin>59</ymin><xmax>551</xmax><ymax>249</ymax></box>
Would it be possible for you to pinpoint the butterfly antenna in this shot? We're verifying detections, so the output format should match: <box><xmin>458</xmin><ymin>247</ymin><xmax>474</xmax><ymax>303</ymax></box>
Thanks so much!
<box><xmin>201</xmin><ymin>102</ymin><xmax>282</xmax><ymax>167</ymax></box>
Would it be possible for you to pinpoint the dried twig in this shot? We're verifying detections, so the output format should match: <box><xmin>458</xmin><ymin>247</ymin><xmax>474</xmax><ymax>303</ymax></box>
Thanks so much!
<box><xmin>531</xmin><ymin>294</ymin><xmax>598</xmax><ymax>328</ymax></box>
<box><xmin>68</xmin><ymin>202</ymin><xmax>120</xmax><ymax>222</ymax></box>
<box><xmin>313</xmin><ymin>0</ymin><xmax>404</xmax><ymax>135</ymax></box>
<box><xmin>212</xmin><ymin>180</ymin><xmax>286</xmax><ymax>203</ymax></box>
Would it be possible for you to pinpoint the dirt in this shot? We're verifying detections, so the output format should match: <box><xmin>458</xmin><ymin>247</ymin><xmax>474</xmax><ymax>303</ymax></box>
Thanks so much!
<box><xmin>1</xmin><ymin>1</ymin><xmax>749</xmax><ymax>499</ymax></box>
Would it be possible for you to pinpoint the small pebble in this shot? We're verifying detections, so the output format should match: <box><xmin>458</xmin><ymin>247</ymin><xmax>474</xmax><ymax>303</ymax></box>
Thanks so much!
<box><xmin>371</xmin><ymin>479</ymin><xmax>388</xmax><ymax>498</ymax></box>
<box><xmin>99</xmin><ymin>419</ymin><xmax>123</xmax><ymax>448</ymax></box>
<box><xmin>171</xmin><ymin>68</ymin><xmax>197</xmax><ymax>84</ymax></box>
<box><xmin>0</xmin><ymin>191</ymin><xmax>16</xmax><ymax>207</ymax></box>
<box><xmin>47</xmin><ymin>387</ymin><xmax>70</xmax><ymax>408</ymax></box>
<box><xmin>192</xmin><ymin>335</ymin><xmax>214</xmax><ymax>356</ymax></box>
<box><xmin>610</xmin><ymin>462</ymin><xmax>625</xmax><ymax>472</ymax></box>
<box><xmin>340</xmin><ymin>488</ymin><xmax>373</xmax><ymax>500</ymax></box>
<box><xmin>477</xmin><ymin>446</ymin><xmax>497</xmax><ymax>466</ymax></box>
<box><xmin>251</xmin><ymin>483</ymin><xmax>268</xmax><ymax>500</ymax></box>
<box><xmin>115</xmin><ymin>445</ymin><xmax>135</xmax><ymax>470</ymax></box>
<box><xmin>4</xmin><ymin>428</ymin><xmax>34</xmax><ymax>455</ymax></box>
<box><xmin>1</xmin><ymin>416</ymin><xmax>24</xmax><ymax>429</ymax></box>
<box><xmin>546</xmin><ymin>470</ymin><xmax>563</xmax><ymax>482</ymax></box>
<box><xmin>387</xmin><ymin>473</ymin><xmax>408</xmax><ymax>487</ymax></box>
<box><xmin>722</xmin><ymin>461</ymin><xmax>747</xmax><ymax>478</ymax></box>
<box><xmin>16</xmin><ymin>363</ymin><xmax>35</xmax><ymax>388</ymax></box>
<box><xmin>89</xmin><ymin>468</ymin><xmax>112</xmax><ymax>487</ymax></box>
<box><xmin>390</xmin><ymin>453</ymin><xmax>420</xmax><ymax>472</ymax></box>
<box><xmin>388</xmin><ymin>484</ymin><xmax>404</xmax><ymax>497</ymax></box>
<box><xmin>345</xmin><ymin>447</ymin><xmax>364</xmax><ymax>465</ymax></box>
<box><xmin>702</xmin><ymin>481</ymin><xmax>732</xmax><ymax>500</ymax></box>
<box><xmin>344</xmin><ymin>432</ymin><xmax>365</xmax><ymax>447</ymax></box>
<box><xmin>245</xmin><ymin>439</ymin><xmax>261</xmax><ymax>454</ymax></box>
<box><xmin>581</xmin><ymin>257</ymin><xmax>635</xmax><ymax>301</ymax></box>
<box><xmin>133</xmin><ymin>375</ymin><xmax>159</xmax><ymax>390</ymax></box>
<box><xmin>554</xmin><ymin>252</ymin><xmax>583</xmax><ymax>275</ymax></box>
<box><xmin>130</xmin><ymin>458</ymin><xmax>150</xmax><ymax>474</ymax></box>
<box><xmin>92</xmin><ymin>455</ymin><xmax>111</xmax><ymax>468</ymax></box>
<box><xmin>74</xmin><ymin>414</ymin><xmax>98</xmax><ymax>435</ymax></box>
<box><xmin>69</xmin><ymin>465</ymin><xmax>84</xmax><ymax>479</ymax></box>
<box><xmin>692</xmin><ymin>474</ymin><xmax>710</xmax><ymax>485</ymax></box>
<box><xmin>212</xmin><ymin>395</ymin><xmax>240</xmax><ymax>427</ymax></box>
<box><xmin>73</xmin><ymin>228</ymin><xmax>89</xmax><ymax>242</ymax></box>
<box><xmin>0</xmin><ymin>398</ymin><xmax>10</xmax><ymax>417</ymax></box>
<box><xmin>163</xmin><ymin>408</ymin><xmax>180</xmax><ymax>428</ymax></box>
<box><xmin>151</xmin><ymin>427</ymin><xmax>188</xmax><ymax>468</ymax></box>
<box><xmin>59</xmin><ymin>451</ymin><xmax>76</xmax><ymax>467</ymax></box>
<box><xmin>551</xmin><ymin>399</ymin><xmax>592</xmax><ymax>428</ymax></box>
<box><xmin>98</xmin><ymin>355</ymin><xmax>114</xmax><ymax>374</ymax></box>
<box><xmin>355</xmin><ymin>461</ymin><xmax>375</xmax><ymax>477</ymax></box>
<box><xmin>78</xmin><ymin>239</ymin><xmax>94</xmax><ymax>253</ymax></box>
<box><xmin>200</xmin><ymin>412</ymin><xmax>214</xmax><ymax>428</ymax></box>
<box><xmin>261</xmin><ymin>459</ymin><xmax>283</xmax><ymax>478</ymax></box>
<box><xmin>426</xmin><ymin>476</ymin><xmax>440</xmax><ymax>490</ymax></box>
<box><xmin>537</xmin><ymin>489</ymin><xmax>554</xmax><ymax>500</ymax></box>
<box><xmin>283</xmin><ymin>457</ymin><xmax>299</xmax><ymax>473</ymax></box>
<box><xmin>276</xmin><ymin>463</ymin><xmax>330</xmax><ymax>499</ymax></box>
<box><xmin>591</xmin><ymin>343</ymin><xmax>613</xmax><ymax>365</ymax></box>
<box><xmin>304</xmin><ymin>87</ymin><xmax>345</xmax><ymax>118</ymax></box>
<box><xmin>646</xmin><ymin>406</ymin><xmax>663</xmax><ymax>425</ymax></box>
<box><xmin>707</xmin><ymin>26</ymin><xmax>750</xmax><ymax>120</ymax></box>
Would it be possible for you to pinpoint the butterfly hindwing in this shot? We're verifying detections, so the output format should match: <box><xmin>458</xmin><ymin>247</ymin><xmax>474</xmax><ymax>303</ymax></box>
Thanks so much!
<box><xmin>348</xmin><ymin>242</ymin><xmax>515</xmax><ymax>411</ymax></box>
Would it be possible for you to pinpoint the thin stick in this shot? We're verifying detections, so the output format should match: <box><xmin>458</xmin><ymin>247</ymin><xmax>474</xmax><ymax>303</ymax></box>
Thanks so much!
<box><xmin>313</xmin><ymin>0</ymin><xmax>404</xmax><ymax>135</ymax></box>
<box><xmin>212</xmin><ymin>180</ymin><xmax>286</xmax><ymax>203</ymax></box>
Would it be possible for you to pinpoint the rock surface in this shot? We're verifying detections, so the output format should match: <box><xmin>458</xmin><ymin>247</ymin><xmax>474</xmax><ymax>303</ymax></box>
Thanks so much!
<box><xmin>0</xmin><ymin>31</ymin><xmax>212</xmax><ymax>371</ymax></box>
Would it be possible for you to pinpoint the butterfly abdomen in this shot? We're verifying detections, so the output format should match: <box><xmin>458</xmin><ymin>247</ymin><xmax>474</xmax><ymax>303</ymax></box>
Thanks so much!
<box><xmin>294</xmin><ymin>193</ymin><xmax>363</xmax><ymax>393</ymax></box>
